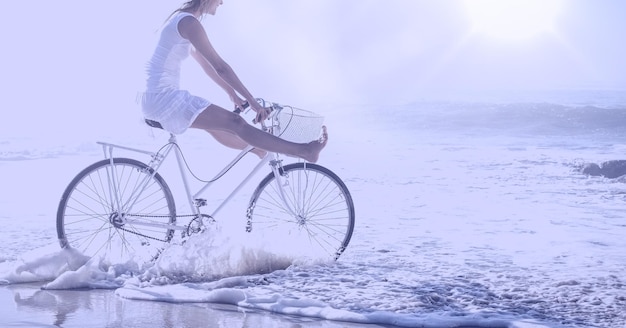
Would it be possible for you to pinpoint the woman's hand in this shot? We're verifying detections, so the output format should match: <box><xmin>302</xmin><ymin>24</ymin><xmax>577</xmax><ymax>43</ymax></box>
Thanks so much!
<box><xmin>230</xmin><ymin>93</ymin><xmax>247</xmax><ymax>113</ymax></box>
<box><xmin>250</xmin><ymin>101</ymin><xmax>271</xmax><ymax>123</ymax></box>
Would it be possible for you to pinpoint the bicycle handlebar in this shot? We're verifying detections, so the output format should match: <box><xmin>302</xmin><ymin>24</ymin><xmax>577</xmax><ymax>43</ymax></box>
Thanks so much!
<box><xmin>254</xmin><ymin>99</ymin><xmax>286</xmax><ymax>125</ymax></box>
<box><xmin>233</xmin><ymin>101</ymin><xmax>250</xmax><ymax>114</ymax></box>
<box><xmin>233</xmin><ymin>98</ymin><xmax>284</xmax><ymax>125</ymax></box>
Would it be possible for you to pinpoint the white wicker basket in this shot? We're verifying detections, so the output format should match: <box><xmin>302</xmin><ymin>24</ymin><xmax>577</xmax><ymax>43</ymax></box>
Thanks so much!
<box><xmin>272</xmin><ymin>106</ymin><xmax>324</xmax><ymax>143</ymax></box>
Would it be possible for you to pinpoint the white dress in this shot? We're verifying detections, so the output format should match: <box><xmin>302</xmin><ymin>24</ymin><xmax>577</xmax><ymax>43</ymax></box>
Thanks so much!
<box><xmin>141</xmin><ymin>12</ymin><xmax>211</xmax><ymax>134</ymax></box>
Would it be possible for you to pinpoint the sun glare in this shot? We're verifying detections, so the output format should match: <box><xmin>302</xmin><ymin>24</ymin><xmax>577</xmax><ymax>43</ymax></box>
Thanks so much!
<box><xmin>464</xmin><ymin>0</ymin><xmax>563</xmax><ymax>41</ymax></box>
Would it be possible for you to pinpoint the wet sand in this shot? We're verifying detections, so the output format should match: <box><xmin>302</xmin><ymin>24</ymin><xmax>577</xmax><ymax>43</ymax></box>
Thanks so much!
<box><xmin>1</xmin><ymin>283</ymin><xmax>386</xmax><ymax>328</ymax></box>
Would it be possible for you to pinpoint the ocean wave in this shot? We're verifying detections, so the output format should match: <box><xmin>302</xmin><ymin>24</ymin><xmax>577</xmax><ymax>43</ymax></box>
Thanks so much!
<box><xmin>0</xmin><ymin>140</ymin><xmax>100</xmax><ymax>161</ymax></box>
<box><xmin>385</xmin><ymin>102</ymin><xmax>626</xmax><ymax>137</ymax></box>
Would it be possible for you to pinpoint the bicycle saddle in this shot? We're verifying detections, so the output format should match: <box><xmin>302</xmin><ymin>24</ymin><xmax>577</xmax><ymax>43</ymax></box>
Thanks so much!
<box><xmin>145</xmin><ymin>119</ymin><xmax>163</xmax><ymax>129</ymax></box>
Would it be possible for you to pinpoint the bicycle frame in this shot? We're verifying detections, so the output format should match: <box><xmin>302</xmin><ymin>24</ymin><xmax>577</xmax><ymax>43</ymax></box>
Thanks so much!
<box><xmin>57</xmin><ymin>99</ymin><xmax>355</xmax><ymax>262</ymax></box>
<box><xmin>96</xmin><ymin>132</ymin><xmax>296</xmax><ymax>231</ymax></box>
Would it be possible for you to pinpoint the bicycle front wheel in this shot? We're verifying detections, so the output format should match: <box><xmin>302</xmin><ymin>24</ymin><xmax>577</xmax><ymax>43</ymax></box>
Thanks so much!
<box><xmin>247</xmin><ymin>163</ymin><xmax>355</xmax><ymax>260</ymax></box>
<box><xmin>57</xmin><ymin>158</ymin><xmax>176</xmax><ymax>263</ymax></box>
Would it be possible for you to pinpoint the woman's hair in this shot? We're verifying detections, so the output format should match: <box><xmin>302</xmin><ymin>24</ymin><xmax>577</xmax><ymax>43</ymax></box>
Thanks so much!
<box><xmin>166</xmin><ymin>0</ymin><xmax>207</xmax><ymax>21</ymax></box>
<box><xmin>176</xmin><ymin>0</ymin><xmax>206</xmax><ymax>13</ymax></box>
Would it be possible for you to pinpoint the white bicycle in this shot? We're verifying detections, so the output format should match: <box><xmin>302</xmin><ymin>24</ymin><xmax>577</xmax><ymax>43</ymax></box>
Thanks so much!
<box><xmin>56</xmin><ymin>100</ymin><xmax>355</xmax><ymax>262</ymax></box>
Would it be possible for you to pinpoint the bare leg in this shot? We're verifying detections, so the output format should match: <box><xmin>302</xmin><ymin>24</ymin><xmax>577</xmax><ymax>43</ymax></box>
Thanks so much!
<box><xmin>191</xmin><ymin>105</ymin><xmax>328</xmax><ymax>163</ymax></box>
<box><xmin>207</xmin><ymin>130</ymin><xmax>267</xmax><ymax>158</ymax></box>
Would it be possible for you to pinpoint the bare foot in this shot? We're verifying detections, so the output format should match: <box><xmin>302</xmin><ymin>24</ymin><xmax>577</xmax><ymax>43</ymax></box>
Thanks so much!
<box><xmin>301</xmin><ymin>126</ymin><xmax>328</xmax><ymax>163</ymax></box>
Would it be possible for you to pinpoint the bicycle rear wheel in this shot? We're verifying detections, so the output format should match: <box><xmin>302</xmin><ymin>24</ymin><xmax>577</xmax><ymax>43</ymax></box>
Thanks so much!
<box><xmin>247</xmin><ymin>163</ymin><xmax>355</xmax><ymax>260</ymax></box>
<box><xmin>57</xmin><ymin>158</ymin><xmax>176</xmax><ymax>263</ymax></box>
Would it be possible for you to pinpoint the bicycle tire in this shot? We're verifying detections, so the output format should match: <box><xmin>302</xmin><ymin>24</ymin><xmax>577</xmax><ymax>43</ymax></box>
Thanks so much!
<box><xmin>56</xmin><ymin>158</ymin><xmax>176</xmax><ymax>263</ymax></box>
<box><xmin>247</xmin><ymin>163</ymin><xmax>355</xmax><ymax>260</ymax></box>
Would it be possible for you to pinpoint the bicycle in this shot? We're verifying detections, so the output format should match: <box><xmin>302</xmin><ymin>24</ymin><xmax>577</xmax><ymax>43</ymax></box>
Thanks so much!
<box><xmin>56</xmin><ymin>99</ymin><xmax>355</xmax><ymax>263</ymax></box>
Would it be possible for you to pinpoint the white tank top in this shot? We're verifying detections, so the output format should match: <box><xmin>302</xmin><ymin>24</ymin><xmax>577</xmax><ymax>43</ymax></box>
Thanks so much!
<box><xmin>145</xmin><ymin>12</ymin><xmax>195</xmax><ymax>93</ymax></box>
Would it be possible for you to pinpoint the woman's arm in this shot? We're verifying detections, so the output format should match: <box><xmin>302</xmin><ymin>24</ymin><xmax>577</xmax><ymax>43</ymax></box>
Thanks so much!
<box><xmin>179</xmin><ymin>16</ymin><xmax>266</xmax><ymax>117</ymax></box>
<box><xmin>190</xmin><ymin>48</ymin><xmax>244</xmax><ymax>107</ymax></box>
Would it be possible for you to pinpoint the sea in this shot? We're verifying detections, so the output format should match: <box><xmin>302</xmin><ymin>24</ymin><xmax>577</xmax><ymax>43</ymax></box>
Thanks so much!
<box><xmin>1</xmin><ymin>89</ymin><xmax>625</xmax><ymax>328</ymax></box>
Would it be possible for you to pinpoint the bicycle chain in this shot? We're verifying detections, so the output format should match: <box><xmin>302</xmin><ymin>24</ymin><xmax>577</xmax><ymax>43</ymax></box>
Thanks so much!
<box><xmin>117</xmin><ymin>213</ymin><xmax>200</xmax><ymax>242</ymax></box>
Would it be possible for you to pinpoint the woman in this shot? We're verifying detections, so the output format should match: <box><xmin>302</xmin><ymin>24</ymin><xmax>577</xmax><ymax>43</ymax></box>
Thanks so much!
<box><xmin>142</xmin><ymin>0</ymin><xmax>327</xmax><ymax>162</ymax></box>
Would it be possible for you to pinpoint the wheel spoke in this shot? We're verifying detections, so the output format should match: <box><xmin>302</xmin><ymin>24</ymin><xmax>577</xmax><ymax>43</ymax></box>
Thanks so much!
<box><xmin>248</xmin><ymin>163</ymin><xmax>354</xmax><ymax>260</ymax></box>
<box><xmin>57</xmin><ymin>159</ymin><xmax>176</xmax><ymax>263</ymax></box>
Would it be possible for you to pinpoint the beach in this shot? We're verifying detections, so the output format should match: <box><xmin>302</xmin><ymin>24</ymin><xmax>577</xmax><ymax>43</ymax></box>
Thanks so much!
<box><xmin>2</xmin><ymin>97</ymin><xmax>626</xmax><ymax>327</ymax></box>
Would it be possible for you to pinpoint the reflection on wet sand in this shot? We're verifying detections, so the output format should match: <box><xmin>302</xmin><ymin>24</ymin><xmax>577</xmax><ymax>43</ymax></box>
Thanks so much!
<box><xmin>3</xmin><ymin>283</ymin><xmax>380</xmax><ymax>328</ymax></box>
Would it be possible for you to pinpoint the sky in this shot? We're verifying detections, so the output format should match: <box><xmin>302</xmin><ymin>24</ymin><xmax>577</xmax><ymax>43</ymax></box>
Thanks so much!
<box><xmin>1</xmin><ymin>0</ymin><xmax>625</xmax><ymax>138</ymax></box>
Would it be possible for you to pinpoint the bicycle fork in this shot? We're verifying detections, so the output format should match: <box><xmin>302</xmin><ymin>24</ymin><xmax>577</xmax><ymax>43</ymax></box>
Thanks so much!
<box><xmin>245</xmin><ymin>158</ymin><xmax>297</xmax><ymax>233</ymax></box>
<box><xmin>268</xmin><ymin>159</ymin><xmax>301</xmax><ymax>217</ymax></box>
